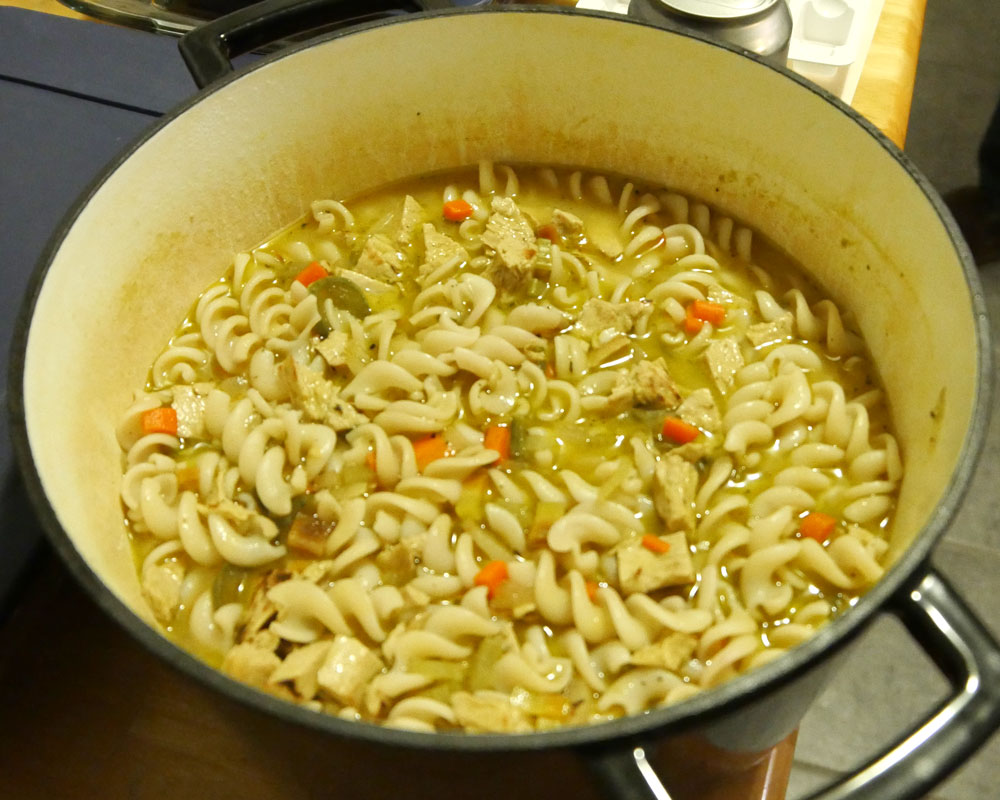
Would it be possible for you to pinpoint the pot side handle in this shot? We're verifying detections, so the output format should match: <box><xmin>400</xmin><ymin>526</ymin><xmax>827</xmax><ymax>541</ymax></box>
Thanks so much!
<box><xmin>582</xmin><ymin>567</ymin><xmax>1000</xmax><ymax>800</ymax></box>
<box><xmin>178</xmin><ymin>0</ymin><xmax>426</xmax><ymax>89</ymax></box>
<box><xmin>801</xmin><ymin>567</ymin><xmax>1000</xmax><ymax>800</ymax></box>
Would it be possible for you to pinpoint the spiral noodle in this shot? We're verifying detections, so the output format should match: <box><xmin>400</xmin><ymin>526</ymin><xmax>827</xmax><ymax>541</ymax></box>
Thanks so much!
<box><xmin>122</xmin><ymin>162</ymin><xmax>901</xmax><ymax>733</ymax></box>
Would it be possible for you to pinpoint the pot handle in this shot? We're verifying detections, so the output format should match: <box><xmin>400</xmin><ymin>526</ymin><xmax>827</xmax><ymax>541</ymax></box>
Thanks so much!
<box><xmin>582</xmin><ymin>567</ymin><xmax>1000</xmax><ymax>800</ymax></box>
<box><xmin>801</xmin><ymin>567</ymin><xmax>1000</xmax><ymax>800</ymax></box>
<box><xmin>178</xmin><ymin>0</ymin><xmax>428</xmax><ymax>89</ymax></box>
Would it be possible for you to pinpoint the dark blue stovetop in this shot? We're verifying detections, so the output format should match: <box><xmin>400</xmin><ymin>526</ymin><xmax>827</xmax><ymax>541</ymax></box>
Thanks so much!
<box><xmin>0</xmin><ymin>7</ymin><xmax>197</xmax><ymax>618</ymax></box>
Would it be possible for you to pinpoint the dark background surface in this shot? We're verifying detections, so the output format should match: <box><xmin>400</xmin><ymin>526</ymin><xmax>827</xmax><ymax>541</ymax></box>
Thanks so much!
<box><xmin>0</xmin><ymin>8</ymin><xmax>196</xmax><ymax>617</ymax></box>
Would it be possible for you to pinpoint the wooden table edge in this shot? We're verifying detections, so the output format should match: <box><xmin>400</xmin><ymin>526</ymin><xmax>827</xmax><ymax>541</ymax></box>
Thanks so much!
<box><xmin>852</xmin><ymin>0</ymin><xmax>927</xmax><ymax>148</ymax></box>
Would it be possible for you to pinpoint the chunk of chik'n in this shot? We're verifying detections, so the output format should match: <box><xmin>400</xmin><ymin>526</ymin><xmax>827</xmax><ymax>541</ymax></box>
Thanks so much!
<box><xmin>594</xmin><ymin>358</ymin><xmax>682</xmax><ymax>416</ymax></box>
<box><xmin>675</xmin><ymin>387</ymin><xmax>721</xmax><ymax>435</ymax></box>
<box><xmin>704</xmin><ymin>337</ymin><xmax>745</xmax><ymax>394</ymax></box>
<box><xmin>629</xmin><ymin>358</ymin><xmax>682</xmax><ymax>409</ymax></box>
<box><xmin>222</xmin><ymin>629</ymin><xmax>295</xmax><ymax>700</ymax></box>
<box><xmin>355</xmin><ymin>233</ymin><xmax>404</xmax><ymax>282</ymax></box>
<box><xmin>170</xmin><ymin>385</ymin><xmax>206</xmax><ymax>439</ymax></box>
<box><xmin>451</xmin><ymin>690</ymin><xmax>533</xmax><ymax>733</ymax></box>
<box><xmin>630</xmin><ymin>632</ymin><xmax>698</xmax><ymax>671</ymax></box>
<box><xmin>396</xmin><ymin>195</ymin><xmax>425</xmax><ymax>246</ymax></box>
<box><xmin>551</xmin><ymin>208</ymin><xmax>585</xmax><ymax>236</ymax></box>
<box><xmin>419</xmin><ymin>223</ymin><xmax>468</xmax><ymax>283</ymax></box>
<box><xmin>481</xmin><ymin>196</ymin><xmax>538</xmax><ymax>290</ymax></box>
<box><xmin>577</xmin><ymin>298</ymin><xmax>649</xmax><ymax>345</ymax></box>
<box><xmin>279</xmin><ymin>357</ymin><xmax>367</xmax><ymax>431</ymax></box>
<box><xmin>140</xmin><ymin>559</ymin><xmax>184</xmax><ymax>625</ymax></box>
<box><xmin>316</xmin><ymin>636</ymin><xmax>385</xmax><ymax>708</ymax></box>
<box><xmin>315</xmin><ymin>330</ymin><xmax>350</xmax><ymax>368</ymax></box>
<box><xmin>747</xmin><ymin>313</ymin><xmax>793</xmax><ymax>348</ymax></box>
<box><xmin>617</xmin><ymin>531</ymin><xmax>695</xmax><ymax>594</ymax></box>
<box><xmin>652</xmin><ymin>453</ymin><xmax>698</xmax><ymax>533</ymax></box>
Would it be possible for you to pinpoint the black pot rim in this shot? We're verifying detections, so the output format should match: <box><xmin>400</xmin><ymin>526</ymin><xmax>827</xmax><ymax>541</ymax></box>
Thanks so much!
<box><xmin>6</xmin><ymin>5</ymin><xmax>993</xmax><ymax>755</ymax></box>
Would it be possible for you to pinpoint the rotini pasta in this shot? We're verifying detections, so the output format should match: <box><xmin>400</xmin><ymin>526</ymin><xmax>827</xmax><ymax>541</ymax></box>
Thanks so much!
<box><xmin>121</xmin><ymin>162</ymin><xmax>902</xmax><ymax>733</ymax></box>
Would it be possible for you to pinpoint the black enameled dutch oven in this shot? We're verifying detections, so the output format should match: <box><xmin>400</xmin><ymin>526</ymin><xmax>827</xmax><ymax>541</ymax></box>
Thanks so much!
<box><xmin>8</xmin><ymin>2</ymin><xmax>1000</xmax><ymax>798</ymax></box>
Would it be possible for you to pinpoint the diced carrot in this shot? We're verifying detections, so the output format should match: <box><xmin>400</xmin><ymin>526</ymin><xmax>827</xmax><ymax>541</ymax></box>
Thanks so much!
<box><xmin>366</xmin><ymin>450</ymin><xmax>377</xmax><ymax>472</ymax></box>
<box><xmin>585</xmin><ymin>580</ymin><xmax>599</xmax><ymax>601</ymax></box>
<box><xmin>474</xmin><ymin>560</ymin><xmax>509</xmax><ymax>599</ymax></box>
<box><xmin>641</xmin><ymin>534</ymin><xmax>671</xmax><ymax>554</ymax></box>
<box><xmin>545</xmin><ymin>361</ymin><xmax>556</xmax><ymax>379</ymax></box>
<box><xmin>141</xmin><ymin>407</ymin><xmax>178</xmax><ymax>436</ymax></box>
<box><xmin>483</xmin><ymin>424</ymin><xmax>511</xmax><ymax>463</ymax></box>
<box><xmin>537</xmin><ymin>224</ymin><xmax>559</xmax><ymax>243</ymax></box>
<box><xmin>684</xmin><ymin>305</ymin><xmax>705</xmax><ymax>334</ymax></box>
<box><xmin>684</xmin><ymin>299</ymin><xmax>727</xmax><ymax>333</ymax></box>
<box><xmin>294</xmin><ymin>261</ymin><xmax>328</xmax><ymax>287</ymax></box>
<box><xmin>799</xmin><ymin>512</ymin><xmax>838</xmax><ymax>543</ymax></box>
<box><xmin>662</xmin><ymin>416</ymin><xmax>700</xmax><ymax>444</ymax></box>
<box><xmin>443</xmin><ymin>199</ymin><xmax>474</xmax><ymax>222</ymax></box>
<box><xmin>692</xmin><ymin>299</ymin><xmax>727</xmax><ymax>325</ymax></box>
<box><xmin>412</xmin><ymin>433</ymin><xmax>449</xmax><ymax>471</ymax></box>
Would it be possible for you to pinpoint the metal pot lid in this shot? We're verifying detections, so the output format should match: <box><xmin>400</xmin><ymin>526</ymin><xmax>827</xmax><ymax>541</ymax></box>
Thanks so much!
<box><xmin>653</xmin><ymin>0</ymin><xmax>781</xmax><ymax>20</ymax></box>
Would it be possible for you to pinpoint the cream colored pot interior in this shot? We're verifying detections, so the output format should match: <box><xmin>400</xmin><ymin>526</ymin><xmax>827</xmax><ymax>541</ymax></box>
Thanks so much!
<box><xmin>23</xmin><ymin>11</ymin><xmax>980</xmax><ymax>626</ymax></box>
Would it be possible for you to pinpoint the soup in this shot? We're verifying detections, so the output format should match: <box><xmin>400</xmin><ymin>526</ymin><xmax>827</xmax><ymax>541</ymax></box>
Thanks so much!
<box><xmin>117</xmin><ymin>163</ymin><xmax>901</xmax><ymax>733</ymax></box>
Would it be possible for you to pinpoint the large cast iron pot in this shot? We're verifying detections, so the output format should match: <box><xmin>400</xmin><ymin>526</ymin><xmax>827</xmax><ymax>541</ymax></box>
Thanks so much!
<box><xmin>9</xmin><ymin>3</ymin><xmax>1000</xmax><ymax>798</ymax></box>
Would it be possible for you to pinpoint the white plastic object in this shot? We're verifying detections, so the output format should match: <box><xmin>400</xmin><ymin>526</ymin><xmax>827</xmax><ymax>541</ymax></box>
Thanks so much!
<box><xmin>577</xmin><ymin>0</ymin><xmax>630</xmax><ymax>12</ymax></box>
<box><xmin>787</xmin><ymin>0</ymin><xmax>883</xmax><ymax>101</ymax></box>
<box><xmin>802</xmin><ymin>0</ymin><xmax>855</xmax><ymax>44</ymax></box>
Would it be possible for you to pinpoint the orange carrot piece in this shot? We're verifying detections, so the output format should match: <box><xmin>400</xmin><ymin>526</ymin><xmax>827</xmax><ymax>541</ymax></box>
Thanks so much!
<box><xmin>641</xmin><ymin>534</ymin><xmax>672</xmax><ymax>554</ymax></box>
<box><xmin>366</xmin><ymin>450</ymin><xmax>377</xmax><ymax>472</ymax></box>
<box><xmin>474</xmin><ymin>560</ymin><xmax>509</xmax><ymax>598</ymax></box>
<box><xmin>141</xmin><ymin>407</ymin><xmax>178</xmax><ymax>436</ymax></box>
<box><xmin>295</xmin><ymin>261</ymin><xmax>328</xmax><ymax>287</ymax></box>
<box><xmin>483</xmin><ymin>424</ymin><xmax>511</xmax><ymax>463</ymax></box>
<box><xmin>799</xmin><ymin>512</ymin><xmax>838</xmax><ymax>543</ymax></box>
<box><xmin>585</xmin><ymin>580</ymin><xmax>600</xmax><ymax>601</ymax></box>
<box><xmin>684</xmin><ymin>304</ymin><xmax>705</xmax><ymax>334</ymax></box>
<box><xmin>412</xmin><ymin>433</ymin><xmax>448</xmax><ymax>471</ymax></box>
<box><xmin>662</xmin><ymin>416</ymin><xmax>700</xmax><ymax>444</ymax></box>
<box><xmin>443</xmin><ymin>199</ymin><xmax>474</xmax><ymax>222</ymax></box>
<box><xmin>684</xmin><ymin>299</ymin><xmax>727</xmax><ymax>333</ymax></box>
<box><xmin>545</xmin><ymin>361</ymin><xmax>556</xmax><ymax>379</ymax></box>
<box><xmin>537</xmin><ymin>224</ymin><xmax>559</xmax><ymax>243</ymax></box>
<box><xmin>691</xmin><ymin>299</ymin><xmax>727</xmax><ymax>326</ymax></box>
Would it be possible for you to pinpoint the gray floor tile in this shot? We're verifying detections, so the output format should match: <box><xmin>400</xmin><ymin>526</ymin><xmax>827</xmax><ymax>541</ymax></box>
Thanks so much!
<box><xmin>930</xmin><ymin>542</ymin><xmax>1000</xmax><ymax>800</ymax></box>
<box><xmin>786</xmin><ymin>761</ymin><xmax>839</xmax><ymax>799</ymax></box>
<box><xmin>904</xmin><ymin>0</ymin><xmax>1000</xmax><ymax>195</ymax></box>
